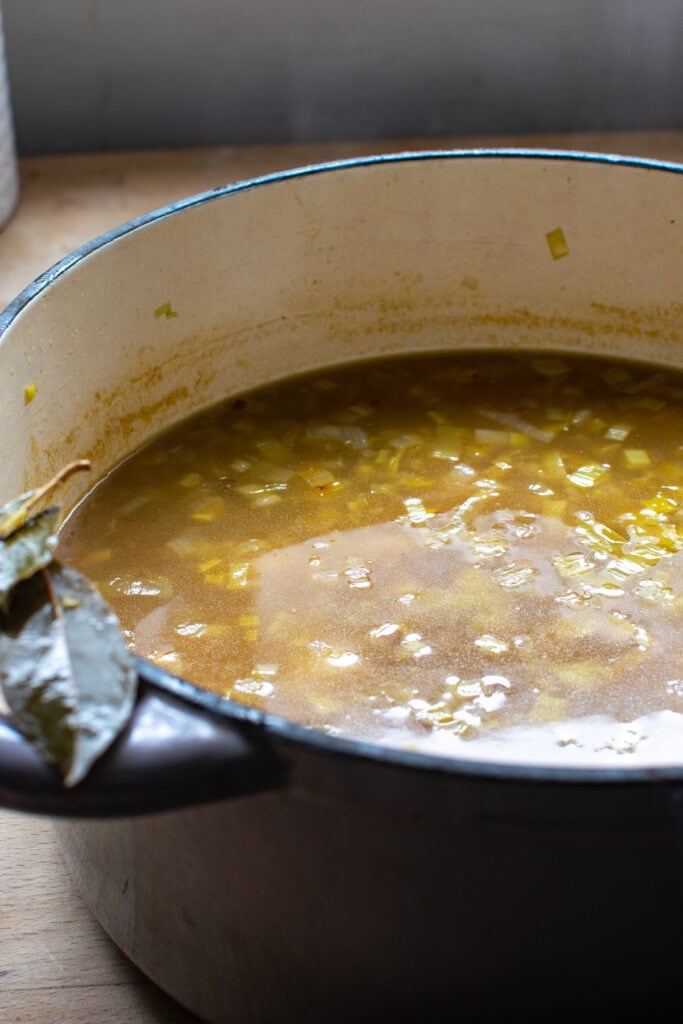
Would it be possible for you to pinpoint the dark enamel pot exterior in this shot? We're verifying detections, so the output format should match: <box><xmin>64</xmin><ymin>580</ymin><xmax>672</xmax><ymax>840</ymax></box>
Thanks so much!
<box><xmin>1</xmin><ymin>152</ymin><xmax>683</xmax><ymax>1020</ymax></box>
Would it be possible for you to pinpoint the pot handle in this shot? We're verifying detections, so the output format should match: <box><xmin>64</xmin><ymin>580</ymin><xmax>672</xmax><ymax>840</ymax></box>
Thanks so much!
<box><xmin>0</xmin><ymin>679</ymin><xmax>286</xmax><ymax>818</ymax></box>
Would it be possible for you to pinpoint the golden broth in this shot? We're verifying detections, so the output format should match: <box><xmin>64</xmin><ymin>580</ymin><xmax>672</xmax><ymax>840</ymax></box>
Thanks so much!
<box><xmin>59</xmin><ymin>350</ymin><xmax>683</xmax><ymax>767</ymax></box>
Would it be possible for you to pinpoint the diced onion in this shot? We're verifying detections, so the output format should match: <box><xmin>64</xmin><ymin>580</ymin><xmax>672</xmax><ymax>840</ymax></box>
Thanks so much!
<box><xmin>306</xmin><ymin>424</ymin><xmax>368</xmax><ymax>448</ymax></box>
<box><xmin>478</xmin><ymin>408</ymin><xmax>553</xmax><ymax>442</ymax></box>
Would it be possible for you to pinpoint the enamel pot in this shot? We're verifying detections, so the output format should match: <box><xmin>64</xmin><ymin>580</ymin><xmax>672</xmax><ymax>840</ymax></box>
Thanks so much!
<box><xmin>1</xmin><ymin>152</ymin><xmax>683</xmax><ymax>1022</ymax></box>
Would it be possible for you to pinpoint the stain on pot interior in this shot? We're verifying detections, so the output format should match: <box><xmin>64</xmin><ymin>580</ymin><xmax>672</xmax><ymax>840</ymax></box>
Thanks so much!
<box><xmin>26</xmin><ymin>297</ymin><xmax>683</xmax><ymax>510</ymax></box>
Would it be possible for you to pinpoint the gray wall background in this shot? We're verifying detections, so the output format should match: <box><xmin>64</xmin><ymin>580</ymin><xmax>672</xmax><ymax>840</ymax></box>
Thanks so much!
<box><xmin>3</xmin><ymin>0</ymin><xmax>683</xmax><ymax>155</ymax></box>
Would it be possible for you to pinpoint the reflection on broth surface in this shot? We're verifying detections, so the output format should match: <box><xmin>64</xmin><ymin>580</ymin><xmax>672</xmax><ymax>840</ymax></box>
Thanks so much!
<box><xmin>59</xmin><ymin>350</ymin><xmax>683</xmax><ymax>767</ymax></box>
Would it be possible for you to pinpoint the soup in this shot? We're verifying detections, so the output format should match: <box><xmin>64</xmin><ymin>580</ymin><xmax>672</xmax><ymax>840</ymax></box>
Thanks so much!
<box><xmin>59</xmin><ymin>350</ymin><xmax>683</xmax><ymax>767</ymax></box>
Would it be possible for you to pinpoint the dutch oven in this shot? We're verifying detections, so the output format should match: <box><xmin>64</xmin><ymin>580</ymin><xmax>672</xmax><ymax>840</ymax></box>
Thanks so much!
<box><xmin>1</xmin><ymin>151</ymin><xmax>683</xmax><ymax>1022</ymax></box>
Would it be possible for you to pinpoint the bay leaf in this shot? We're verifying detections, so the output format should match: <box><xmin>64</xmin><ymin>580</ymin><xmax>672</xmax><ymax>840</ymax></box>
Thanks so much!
<box><xmin>0</xmin><ymin>563</ymin><xmax>137</xmax><ymax>786</ymax></box>
<box><xmin>0</xmin><ymin>488</ymin><xmax>41</xmax><ymax>539</ymax></box>
<box><xmin>0</xmin><ymin>507</ymin><xmax>60</xmax><ymax>613</ymax></box>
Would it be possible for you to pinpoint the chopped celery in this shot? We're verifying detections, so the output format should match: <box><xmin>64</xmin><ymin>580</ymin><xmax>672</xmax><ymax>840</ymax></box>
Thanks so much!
<box><xmin>624</xmin><ymin>449</ymin><xmax>651</xmax><ymax>468</ymax></box>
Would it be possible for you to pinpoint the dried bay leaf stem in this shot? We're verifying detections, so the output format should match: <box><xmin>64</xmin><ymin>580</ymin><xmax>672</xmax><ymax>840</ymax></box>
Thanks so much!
<box><xmin>0</xmin><ymin>459</ymin><xmax>91</xmax><ymax>540</ymax></box>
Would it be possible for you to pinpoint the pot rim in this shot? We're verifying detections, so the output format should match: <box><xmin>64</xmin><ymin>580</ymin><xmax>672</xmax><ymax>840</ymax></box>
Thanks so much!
<box><xmin>5</xmin><ymin>146</ymin><xmax>683</xmax><ymax>788</ymax></box>
<box><xmin>4</xmin><ymin>144</ymin><xmax>683</xmax><ymax>333</ymax></box>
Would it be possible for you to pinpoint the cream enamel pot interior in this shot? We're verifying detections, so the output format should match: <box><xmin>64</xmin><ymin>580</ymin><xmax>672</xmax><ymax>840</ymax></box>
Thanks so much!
<box><xmin>2</xmin><ymin>151</ymin><xmax>683</xmax><ymax>1021</ymax></box>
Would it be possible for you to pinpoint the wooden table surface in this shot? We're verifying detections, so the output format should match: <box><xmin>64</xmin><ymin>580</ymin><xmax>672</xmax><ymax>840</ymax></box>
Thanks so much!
<box><xmin>1</xmin><ymin>130</ymin><xmax>683</xmax><ymax>1023</ymax></box>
